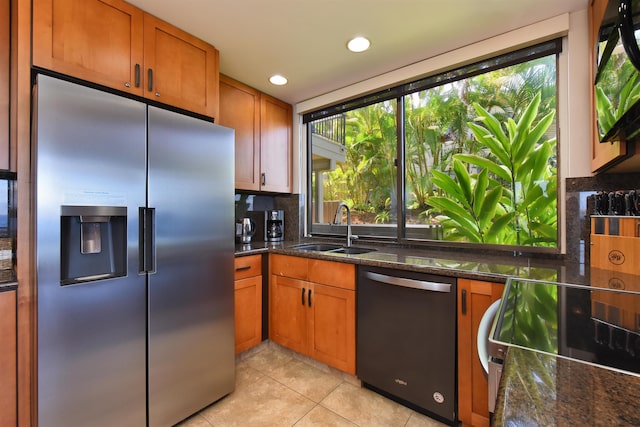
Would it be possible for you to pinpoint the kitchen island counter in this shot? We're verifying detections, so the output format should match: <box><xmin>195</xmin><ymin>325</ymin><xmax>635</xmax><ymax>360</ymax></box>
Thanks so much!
<box><xmin>493</xmin><ymin>346</ymin><xmax>640</xmax><ymax>426</ymax></box>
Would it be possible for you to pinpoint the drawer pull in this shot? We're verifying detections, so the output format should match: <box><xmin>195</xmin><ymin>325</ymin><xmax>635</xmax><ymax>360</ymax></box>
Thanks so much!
<box><xmin>235</xmin><ymin>265</ymin><xmax>251</xmax><ymax>272</ymax></box>
<box><xmin>302</xmin><ymin>288</ymin><xmax>306</xmax><ymax>305</ymax></box>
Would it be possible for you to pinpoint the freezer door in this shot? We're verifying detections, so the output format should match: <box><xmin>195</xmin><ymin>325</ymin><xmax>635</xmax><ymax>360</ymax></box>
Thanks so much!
<box><xmin>35</xmin><ymin>75</ymin><xmax>147</xmax><ymax>427</ymax></box>
<box><xmin>147</xmin><ymin>106</ymin><xmax>235</xmax><ymax>426</ymax></box>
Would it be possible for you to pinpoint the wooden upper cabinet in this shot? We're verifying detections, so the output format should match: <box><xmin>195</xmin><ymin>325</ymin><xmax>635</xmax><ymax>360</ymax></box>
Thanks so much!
<box><xmin>32</xmin><ymin>0</ymin><xmax>220</xmax><ymax>118</ymax></box>
<box><xmin>33</xmin><ymin>0</ymin><xmax>144</xmax><ymax>96</ymax></box>
<box><xmin>260</xmin><ymin>94</ymin><xmax>292</xmax><ymax>193</ymax></box>
<box><xmin>143</xmin><ymin>13</ymin><xmax>219</xmax><ymax>119</ymax></box>
<box><xmin>219</xmin><ymin>75</ymin><xmax>292</xmax><ymax>192</ymax></box>
<box><xmin>0</xmin><ymin>0</ymin><xmax>9</xmax><ymax>170</ymax></box>
<box><xmin>219</xmin><ymin>75</ymin><xmax>261</xmax><ymax>190</ymax></box>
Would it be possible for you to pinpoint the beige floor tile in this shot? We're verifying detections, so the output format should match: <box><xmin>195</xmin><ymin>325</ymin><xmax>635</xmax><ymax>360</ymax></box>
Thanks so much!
<box><xmin>269</xmin><ymin>358</ymin><xmax>343</xmax><ymax>402</ymax></box>
<box><xmin>244</xmin><ymin>343</ymin><xmax>295</xmax><ymax>376</ymax></box>
<box><xmin>320</xmin><ymin>382</ymin><xmax>412</xmax><ymax>427</ymax></box>
<box><xmin>175</xmin><ymin>412</ymin><xmax>213</xmax><ymax>427</ymax></box>
<box><xmin>405</xmin><ymin>410</ymin><xmax>449</xmax><ymax>427</ymax></box>
<box><xmin>199</xmin><ymin>376</ymin><xmax>315</xmax><ymax>426</ymax></box>
<box><xmin>293</xmin><ymin>405</ymin><xmax>357</xmax><ymax>427</ymax></box>
<box><xmin>234</xmin><ymin>360</ymin><xmax>265</xmax><ymax>390</ymax></box>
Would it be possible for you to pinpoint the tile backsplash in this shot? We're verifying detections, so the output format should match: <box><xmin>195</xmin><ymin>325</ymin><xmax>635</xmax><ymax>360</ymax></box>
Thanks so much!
<box><xmin>235</xmin><ymin>192</ymin><xmax>303</xmax><ymax>242</ymax></box>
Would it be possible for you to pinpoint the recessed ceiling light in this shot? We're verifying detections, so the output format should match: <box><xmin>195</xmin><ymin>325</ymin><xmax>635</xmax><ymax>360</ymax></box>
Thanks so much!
<box><xmin>269</xmin><ymin>74</ymin><xmax>288</xmax><ymax>85</ymax></box>
<box><xmin>347</xmin><ymin>36</ymin><xmax>370</xmax><ymax>53</ymax></box>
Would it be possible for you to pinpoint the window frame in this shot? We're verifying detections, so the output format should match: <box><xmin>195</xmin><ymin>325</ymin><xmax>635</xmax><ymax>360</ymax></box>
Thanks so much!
<box><xmin>305</xmin><ymin>39</ymin><xmax>563</xmax><ymax>255</ymax></box>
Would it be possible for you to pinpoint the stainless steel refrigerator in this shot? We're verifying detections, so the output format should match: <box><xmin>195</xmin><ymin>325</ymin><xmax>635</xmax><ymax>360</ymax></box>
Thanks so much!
<box><xmin>35</xmin><ymin>74</ymin><xmax>235</xmax><ymax>427</ymax></box>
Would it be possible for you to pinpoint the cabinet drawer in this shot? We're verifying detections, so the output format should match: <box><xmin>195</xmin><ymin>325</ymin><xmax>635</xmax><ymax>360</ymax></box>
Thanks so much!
<box><xmin>308</xmin><ymin>259</ymin><xmax>355</xmax><ymax>290</ymax></box>
<box><xmin>270</xmin><ymin>254</ymin><xmax>308</xmax><ymax>280</ymax></box>
<box><xmin>234</xmin><ymin>254</ymin><xmax>262</xmax><ymax>280</ymax></box>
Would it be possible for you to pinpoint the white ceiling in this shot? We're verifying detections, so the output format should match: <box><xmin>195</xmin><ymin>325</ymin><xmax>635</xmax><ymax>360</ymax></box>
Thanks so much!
<box><xmin>127</xmin><ymin>0</ymin><xmax>590</xmax><ymax>105</ymax></box>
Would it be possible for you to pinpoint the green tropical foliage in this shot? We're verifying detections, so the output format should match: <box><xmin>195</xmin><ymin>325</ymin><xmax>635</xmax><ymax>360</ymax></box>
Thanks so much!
<box><xmin>428</xmin><ymin>92</ymin><xmax>557</xmax><ymax>246</ymax></box>
<box><xmin>313</xmin><ymin>55</ymin><xmax>558</xmax><ymax>247</ymax></box>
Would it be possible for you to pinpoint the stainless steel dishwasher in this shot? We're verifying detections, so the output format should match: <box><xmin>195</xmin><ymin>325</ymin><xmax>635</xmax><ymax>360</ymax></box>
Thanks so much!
<box><xmin>357</xmin><ymin>266</ymin><xmax>457</xmax><ymax>425</ymax></box>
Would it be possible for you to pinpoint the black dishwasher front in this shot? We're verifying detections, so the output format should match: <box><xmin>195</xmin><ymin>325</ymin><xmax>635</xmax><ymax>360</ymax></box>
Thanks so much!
<box><xmin>357</xmin><ymin>266</ymin><xmax>457</xmax><ymax>425</ymax></box>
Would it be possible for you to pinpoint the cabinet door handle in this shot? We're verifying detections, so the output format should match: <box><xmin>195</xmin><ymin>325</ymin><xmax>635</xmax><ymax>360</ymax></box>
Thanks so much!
<box><xmin>235</xmin><ymin>265</ymin><xmax>251</xmax><ymax>272</ymax></box>
<box><xmin>135</xmin><ymin>64</ymin><xmax>141</xmax><ymax>88</ymax></box>
<box><xmin>301</xmin><ymin>288</ymin><xmax>306</xmax><ymax>305</ymax></box>
<box><xmin>147</xmin><ymin>68</ymin><xmax>153</xmax><ymax>92</ymax></box>
<box><xmin>308</xmin><ymin>289</ymin><xmax>312</xmax><ymax>307</ymax></box>
<box><xmin>461</xmin><ymin>289</ymin><xmax>467</xmax><ymax>315</ymax></box>
<box><xmin>261</xmin><ymin>173</ymin><xmax>266</xmax><ymax>186</ymax></box>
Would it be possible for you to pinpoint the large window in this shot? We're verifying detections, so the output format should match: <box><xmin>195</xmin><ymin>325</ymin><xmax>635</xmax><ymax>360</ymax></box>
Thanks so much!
<box><xmin>306</xmin><ymin>40</ymin><xmax>560</xmax><ymax>251</ymax></box>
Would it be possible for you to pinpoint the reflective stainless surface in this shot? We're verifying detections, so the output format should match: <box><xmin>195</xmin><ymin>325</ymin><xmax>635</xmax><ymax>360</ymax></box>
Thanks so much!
<box><xmin>36</xmin><ymin>75</ymin><xmax>147</xmax><ymax>427</ymax></box>
<box><xmin>147</xmin><ymin>106</ymin><xmax>235</xmax><ymax>426</ymax></box>
<box><xmin>35</xmin><ymin>76</ymin><xmax>235</xmax><ymax>427</ymax></box>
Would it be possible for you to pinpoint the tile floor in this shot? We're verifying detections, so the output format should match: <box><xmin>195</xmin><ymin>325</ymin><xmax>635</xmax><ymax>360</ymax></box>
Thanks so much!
<box><xmin>177</xmin><ymin>341</ymin><xmax>448</xmax><ymax>427</ymax></box>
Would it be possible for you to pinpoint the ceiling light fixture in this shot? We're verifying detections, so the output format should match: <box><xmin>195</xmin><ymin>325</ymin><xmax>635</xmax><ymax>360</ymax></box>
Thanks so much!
<box><xmin>347</xmin><ymin>36</ymin><xmax>370</xmax><ymax>53</ymax></box>
<box><xmin>269</xmin><ymin>74</ymin><xmax>288</xmax><ymax>85</ymax></box>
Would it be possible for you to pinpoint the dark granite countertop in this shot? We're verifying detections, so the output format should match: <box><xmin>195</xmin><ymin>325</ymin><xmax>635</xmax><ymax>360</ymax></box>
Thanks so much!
<box><xmin>236</xmin><ymin>239</ymin><xmax>567</xmax><ymax>283</ymax></box>
<box><xmin>494</xmin><ymin>347</ymin><xmax>640</xmax><ymax>426</ymax></box>
<box><xmin>0</xmin><ymin>281</ymin><xmax>17</xmax><ymax>292</ymax></box>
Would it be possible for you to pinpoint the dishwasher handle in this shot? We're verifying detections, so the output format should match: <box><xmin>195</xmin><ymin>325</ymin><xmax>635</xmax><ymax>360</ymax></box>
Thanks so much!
<box><xmin>364</xmin><ymin>271</ymin><xmax>451</xmax><ymax>293</ymax></box>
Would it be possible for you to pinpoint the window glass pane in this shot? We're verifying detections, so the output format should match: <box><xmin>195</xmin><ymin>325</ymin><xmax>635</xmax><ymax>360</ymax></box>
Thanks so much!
<box><xmin>404</xmin><ymin>55</ymin><xmax>557</xmax><ymax>247</ymax></box>
<box><xmin>310</xmin><ymin>101</ymin><xmax>397</xmax><ymax>236</ymax></box>
<box><xmin>307</xmin><ymin>44</ymin><xmax>559</xmax><ymax>250</ymax></box>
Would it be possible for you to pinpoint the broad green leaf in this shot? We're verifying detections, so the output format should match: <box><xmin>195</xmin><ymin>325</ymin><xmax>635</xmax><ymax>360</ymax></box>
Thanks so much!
<box><xmin>478</xmin><ymin>186</ymin><xmax>503</xmax><ymax>230</ymax></box>
<box><xmin>453</xmin><ymin>159</ymin><xmax>473</xmax><ymax>206</ymax></box>
<box><xmin>454</xmin><ymin>154</ymin><xmax>512</xmax><ymax>182</ymax></box>
<box><xmin>513</xmin><ymin>92</ymin><xmax>541</xmax><ymax>154</ymax></box>
<box><xmin>428</xmin><ymin>196</ymin><xmax>480</xmax><ymax>238</ymax></box>
<box><xmin>472</xmin><ymin>168</ymin><xmax>489</xmax><ymax>218</ymax></box>
<box><xmin>514</xmin><ymin>111</ymin><xmax>555</xmax><ymax>167</ymax></box>
<box><xmin>467</xmin><ymin>122</ymin><xmax>511</xmax><ymax>166</ymax></box>
<box><xmin>430</xmin><ymin>170</ymin><xmax>467</xmax><ymax>205</ymax></box>
<box><xmin>486</xmin><ymin>212</ymin><xmax>516</xmax><ymax>243</ymax></box>
<box><xmin>472</xmin><ymin>103</ymin><xmax>509</xmax><ymax>145</ymax></box>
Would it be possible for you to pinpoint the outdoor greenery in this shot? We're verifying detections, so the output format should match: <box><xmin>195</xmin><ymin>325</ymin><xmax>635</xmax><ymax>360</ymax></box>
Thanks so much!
<box><xmin>314</xmin><ymin>55</ymin><xmax>558</xmax><ymax>247</ymax></box>
<box><xmin>595</xmin><ymin>49</ymin><xmax>640</xmax><ymax>139</ymax></box>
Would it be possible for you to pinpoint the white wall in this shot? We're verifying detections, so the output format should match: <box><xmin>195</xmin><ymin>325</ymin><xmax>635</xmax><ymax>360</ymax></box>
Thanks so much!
<box><xmin>292</xmin><ymin>9</ymin><xmax>593</xmax><ymax>252</ymax></box>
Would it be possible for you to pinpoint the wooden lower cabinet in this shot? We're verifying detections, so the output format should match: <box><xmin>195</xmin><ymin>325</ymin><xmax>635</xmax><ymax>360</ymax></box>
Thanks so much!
<box><xmin>234</xmin><ymin>255</ymin><xmax>263</xmax><ymax>354</ymax></box>
<box><xmin>0</xmin><ymin>289</ymin><xmax>16</xmax><ymax>427</ymax></box>
<box><xmin>457</xmin><ymin>278</ymin><xmax>503</xmax><ymax>427</ymax></box>
<box><xmin>269</xmin><ymin>254</ymin><xmax>355</xmax><ymax>374</ymax></box>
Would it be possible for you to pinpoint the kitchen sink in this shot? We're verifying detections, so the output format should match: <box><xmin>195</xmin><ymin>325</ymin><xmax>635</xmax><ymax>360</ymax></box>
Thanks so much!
<box><xmin>330</xmin><ymin>247</ymin><xmax>376</xmax><ymax>254</ymax></box>
<box><xmin>291</xmin><ymin>243</ymin><xmax>376</xmax><ymax>255</ymax></box>
<box><xmin>291</xmin><ymin>243</ymin><xmax>343</xmax><ymax>252</ymax></box>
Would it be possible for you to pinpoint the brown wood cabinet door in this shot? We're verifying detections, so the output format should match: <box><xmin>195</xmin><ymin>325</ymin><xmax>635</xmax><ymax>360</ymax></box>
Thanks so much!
<box><xmin>308</xmin><ymin>283</ymin><xmax>356</xmax><ymax>375</ymax></box>
<box><xmin>0</xmin><ymin>290</ymin><xmax>16</xmax><ymax>427</ymax></box>
<box><xmin>219</xmin><ymin>76</ymin><xmax>261</xmax><ymax>191</ymax></box>
<box><xmin>0</xmin><ymin>0</ymin><xmax>8</xmax><ymax>171</ymax></box>
<box><xmin>32</xmin><ymin>0</ymin><xmax>144</xmax><ymax>95</ymax></box>
<box><xmin>234</xmin><ymin>275</ymin><xmax>263</xmax><ymax>354</ymax></box>
<box><xmin>269</xmin><ymin>274</ymin><xmax>308</xmax><ymax>354</ymax></box>
<box><xmin>260</xmin><ymin>94</ymin><xmax>292</xmax><ymax>193</ymax></box>
<box><xmin>457</xmin><ymin>279</ymin><xmax>503</xmax><ymax>427</ymax></box>
<box><xmin>143</xmin><ymin>13</ymin><xmax>219</xmax><ymax>119</ymax></box>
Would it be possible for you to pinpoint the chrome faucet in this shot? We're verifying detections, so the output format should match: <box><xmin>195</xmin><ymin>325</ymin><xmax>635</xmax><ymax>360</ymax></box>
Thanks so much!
<box><xmin>334</xmin><ymin>202</ymin><xmax>358</xmax><ymax>247</ymax></box>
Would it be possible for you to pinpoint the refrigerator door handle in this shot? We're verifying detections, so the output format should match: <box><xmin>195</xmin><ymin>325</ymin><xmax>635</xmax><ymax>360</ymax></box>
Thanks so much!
<box><xmin>139</xmin><ymin>207</ymin><xmax>156</xmax><ymax>274</ymax></box>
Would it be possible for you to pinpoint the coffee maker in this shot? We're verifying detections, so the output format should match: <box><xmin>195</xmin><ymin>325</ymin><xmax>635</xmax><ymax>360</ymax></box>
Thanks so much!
<box><xmin>265</xmin><ymin>210</ymin><xmax>284</xmax><ymax>242</ymax></box>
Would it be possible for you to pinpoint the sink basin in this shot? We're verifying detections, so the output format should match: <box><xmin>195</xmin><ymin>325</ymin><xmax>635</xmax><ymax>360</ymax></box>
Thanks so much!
<box><xmin>291</xmin><ymin>243</ymin><xmax>343</xmax><ymax>252</ymax></box>
<box><xmin>331</xmin><ymin>247</ymin><xmax>376</xmax><ymax>255</ymax></box>
<box><xmin>290</xmin><ymin>243</ymin><xmax>377</xmax><ymax>255</ymax></box>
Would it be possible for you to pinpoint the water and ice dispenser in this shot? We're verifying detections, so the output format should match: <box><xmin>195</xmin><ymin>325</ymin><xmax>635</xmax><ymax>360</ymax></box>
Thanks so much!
<box><xmin>60</xmin><ymin>206</ymin><xmax>127</xmax><ymax>285</ymax></box>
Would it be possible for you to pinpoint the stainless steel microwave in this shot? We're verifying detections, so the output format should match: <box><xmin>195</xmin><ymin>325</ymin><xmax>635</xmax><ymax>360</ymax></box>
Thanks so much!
<box><xmin>595</xmin><ymin>0</ymin><xmax>640</xmax><ymax>143</ymax></box>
